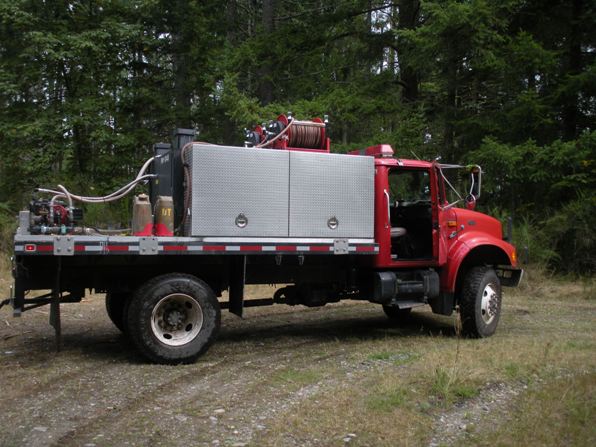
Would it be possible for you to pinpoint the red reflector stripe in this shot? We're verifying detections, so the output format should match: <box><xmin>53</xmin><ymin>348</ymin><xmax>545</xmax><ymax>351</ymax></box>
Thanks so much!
<box><xmin>74</xmin><ymin>245</ymin><xmax>86</xmax><ymax>252</ymax></box>
<box><xmin>355</xmin><ymin>245</ymin><xmax>375</xmax><ymax>252</ymax></box>
<box><xmin>309</xmin><ymin>245</ymin><xmax>331</xmax><ymax>252</ymax></box>
<box><xmin>275</xmin><ymin>245</ymin><xmax>297</xmax><ymax>251</ymax></box>
<box><xmin>37</xmin><ymin>245</ymin><xmax>53</xmax><ymax>252</ymax></box>
<box><xmin>163</xmin><ymin>245</ymin><xmax>187</xmax><ymax>251</ymax></box>
<box><xmin>106</xmin><ymin>245</ymin><xmax>129</xmax><ymax>252</ymax></box>
<box><xmin>203</xmin><ymin>245</ymin><xmax>225</xmax><ymax>251</ymax></box>
<box><xmin>240</xmin><ymin>245</ymin><xmax>262</xmax><ymax>251</ymax></box>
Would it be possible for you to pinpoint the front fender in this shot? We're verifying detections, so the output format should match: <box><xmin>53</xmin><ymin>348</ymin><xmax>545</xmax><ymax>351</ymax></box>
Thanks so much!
<box><xmin>441</xmin><ymin>231</ymin><xmax>518</xmax><ymax>293</ymax></box>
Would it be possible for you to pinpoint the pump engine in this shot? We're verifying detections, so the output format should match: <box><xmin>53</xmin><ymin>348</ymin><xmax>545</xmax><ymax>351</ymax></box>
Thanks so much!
<box><xmin>28</xmin><ymin>199</ymin><xmax>83</xmax><ymax>235</ymax></box>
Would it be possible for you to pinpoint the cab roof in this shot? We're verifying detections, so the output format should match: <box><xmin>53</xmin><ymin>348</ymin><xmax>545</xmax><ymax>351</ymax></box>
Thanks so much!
<box><xmin>347</xmin><ymin>144</ymin><xmax>433</xmax><ymax>169</ymax></box>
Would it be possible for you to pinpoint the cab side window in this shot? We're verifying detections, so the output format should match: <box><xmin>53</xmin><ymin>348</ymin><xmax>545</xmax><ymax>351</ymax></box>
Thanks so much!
<box><xmin>389</xmin><ymin>169</ymin><xmax>431</xmax><ymax>203</ymax></box>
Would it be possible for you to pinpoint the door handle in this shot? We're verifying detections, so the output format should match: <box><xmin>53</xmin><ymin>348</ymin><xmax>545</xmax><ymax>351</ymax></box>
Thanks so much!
<box><xmin>384</xmin><ymin>189</ymin><xmax>390</xmax><ymax>229</ymax></box>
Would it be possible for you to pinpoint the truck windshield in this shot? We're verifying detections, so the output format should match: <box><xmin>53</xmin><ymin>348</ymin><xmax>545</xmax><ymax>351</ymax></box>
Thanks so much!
<box><xmin>389</xmin><ymin>169</ymin><xmax>431</xmax><ymax>203</ymax></box>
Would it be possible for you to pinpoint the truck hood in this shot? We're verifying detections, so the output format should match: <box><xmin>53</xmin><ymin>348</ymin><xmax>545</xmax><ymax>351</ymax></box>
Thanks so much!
<box><xmin>454</xmin><ymin>208</ymin><xmax>503</xmax><ymax>240</ymax></box>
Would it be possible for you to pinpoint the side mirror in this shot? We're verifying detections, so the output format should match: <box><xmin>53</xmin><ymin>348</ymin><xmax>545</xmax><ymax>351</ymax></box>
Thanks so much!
<box><xmin>465</xmin><ymin>194</ymin><xmax>476</xmax><ymax>210</ymax></box>
<box><xmin>468</xmin><ymin>165</ymin><xmax>482</xmax><ymax>200</ymax></box>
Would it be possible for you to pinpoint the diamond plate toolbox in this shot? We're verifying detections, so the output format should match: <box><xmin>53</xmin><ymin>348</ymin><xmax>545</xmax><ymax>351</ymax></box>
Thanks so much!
<box><xmin>189</xmin><ymin>144</ymin><xmax>290</xmax><ymax>237</ymax></box>
<box><xmin>188</xmin><ymin>144</ymin><xmax>374</xmax><ymax>239</ymax></box>
<box><xmin>289</xmin><ymin>151</ymin><xmax>374</xmax><ymax>238</ymax></box>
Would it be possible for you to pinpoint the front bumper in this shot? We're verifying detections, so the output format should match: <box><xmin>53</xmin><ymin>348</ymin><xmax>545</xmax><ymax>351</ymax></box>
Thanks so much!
<box><xmin>496</xmin><ymin>266</ymin><xmax>524</xmax><ymax>287</ymax></box>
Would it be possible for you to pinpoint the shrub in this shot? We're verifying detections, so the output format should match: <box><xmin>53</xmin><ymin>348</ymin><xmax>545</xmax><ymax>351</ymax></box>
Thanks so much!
<box><xmin>0</xmin><ymin>202</ymin><xmax>17</xmax><ymax>257</ymax></box>
<box><xmin>539</xmin><ymin>197</ymin><xmax>596</xmax><ymax>274</ymax></box>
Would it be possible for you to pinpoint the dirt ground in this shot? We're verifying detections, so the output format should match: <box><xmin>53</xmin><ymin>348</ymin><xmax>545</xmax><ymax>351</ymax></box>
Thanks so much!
<box><xmin>0</xmin><ymin>273</ymin><xmax>594</xmax><ymax>447</ymax></box>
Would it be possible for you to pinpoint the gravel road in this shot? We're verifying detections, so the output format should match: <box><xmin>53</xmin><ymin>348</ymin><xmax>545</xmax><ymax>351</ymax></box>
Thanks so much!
<box><xmin>0</xmin><ymin>294</ymin><xmax>453</xmax><ymax>447</ymax></box>
<box><xmin>2</xmin><ymin>280</ymin><xmax>593</xmax><ymax>447</ymax></box>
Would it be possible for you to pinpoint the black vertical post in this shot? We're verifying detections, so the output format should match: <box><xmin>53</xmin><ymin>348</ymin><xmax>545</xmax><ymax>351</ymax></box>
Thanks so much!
<box><xmin>149</xmin><ymin>143</ymin><xmax>173</xmax><ymax>207</ymax></box>
<box><xmin>171</xmin><ymin>129</ymin><xmax>196</xmax><ymax>232</ymax></box>
<box><xmin>12</xmin><ymin>261</ymin><xmax>25</xmax><ymax>317</ymax></box>
<box><xmin>49</xmin><ymin>257</ymin><xmax>62</xmax><ymax>352</ymax></box>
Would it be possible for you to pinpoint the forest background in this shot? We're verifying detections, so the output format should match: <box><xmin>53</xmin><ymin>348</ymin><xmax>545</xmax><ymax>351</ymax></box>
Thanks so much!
<box><xmin>0</xmin><ymin>0</ymin><xmax>594</xmax><ymax>274</ymax></box>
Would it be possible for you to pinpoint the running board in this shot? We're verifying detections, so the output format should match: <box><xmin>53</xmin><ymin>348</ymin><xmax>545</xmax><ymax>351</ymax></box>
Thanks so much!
<box><xmin>396</xmin><ymin>301</ymin><xmax>426</xmax><ymax>310</ymax></box>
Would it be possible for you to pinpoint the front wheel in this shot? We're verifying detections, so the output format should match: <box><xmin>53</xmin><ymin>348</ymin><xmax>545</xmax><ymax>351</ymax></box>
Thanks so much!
<box><xmin>127</xmin><ymin>273</ymin><xmax>221</xmax><ymax>364</ymax></box>
<box><xmin>459</xmin><ymin>266</ymin><xmax>502</xmax><ymax>338</ymax></box>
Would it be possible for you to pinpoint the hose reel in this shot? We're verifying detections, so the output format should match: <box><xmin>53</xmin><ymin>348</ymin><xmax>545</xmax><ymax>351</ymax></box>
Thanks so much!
<box><xmin>246</xmin><ymin>114</ymin><xmax>330</xmax><ymax>151</ymax></box>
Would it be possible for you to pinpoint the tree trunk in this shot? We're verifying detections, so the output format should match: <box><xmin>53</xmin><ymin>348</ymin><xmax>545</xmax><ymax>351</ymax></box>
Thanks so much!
<box><xmin>171</xmin><ymin>1</ymin><xmax>192</xmax><ymax>128</ymax></box>
<box><xmin>257</xmin><ymin>0</ymin><xmax>275</xmax><ymax>105</ymax></box>
<box><xmin>443</xmin><ymin>55</ymin><xmax>458</xmax><ymax>159</ymax></box>
<box><xmin>561</xmin><ymin>0</ymin><xmax>583</xmax><ymax>140</ymax></box>
<box><xmin>397</xmin><ymin>0</ymin><xmax>420</xmax><ymax>103</ymax></box>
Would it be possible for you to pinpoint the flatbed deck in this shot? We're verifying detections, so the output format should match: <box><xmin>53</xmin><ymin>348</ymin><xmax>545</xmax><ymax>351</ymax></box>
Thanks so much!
<box><xmin>14</xmin><ymin>235</ymin><xmax>379</xmax><ymax>256</ymax></box>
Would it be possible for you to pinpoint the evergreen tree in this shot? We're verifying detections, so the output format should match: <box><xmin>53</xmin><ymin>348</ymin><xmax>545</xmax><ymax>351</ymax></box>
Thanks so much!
<box><xmin>0</xmin><ymin>0</ymin><xmax>593</xmax><ymax>271</ymax></box>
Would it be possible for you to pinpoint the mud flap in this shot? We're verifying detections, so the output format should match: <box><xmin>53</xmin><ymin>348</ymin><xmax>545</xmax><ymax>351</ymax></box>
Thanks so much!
<box><xmin>430</xmin><ymin>292</ymin><xmax>454</xmax><ymax>316</ymax></box>
<box><xmin>229</xmin><ymin>256</ymin><xmax>246</xmax><ymax>318</ymax></box>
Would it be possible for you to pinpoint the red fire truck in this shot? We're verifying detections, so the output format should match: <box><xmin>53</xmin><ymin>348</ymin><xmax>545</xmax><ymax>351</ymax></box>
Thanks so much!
<box><xmin>2</xmin><ymin>116</ymin><xmax>522</xmax><ymax>364</ymax></box>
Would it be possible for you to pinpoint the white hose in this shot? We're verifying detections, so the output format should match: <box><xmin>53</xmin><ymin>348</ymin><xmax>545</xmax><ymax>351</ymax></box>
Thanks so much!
<box><xmin>57</xmin><ymin>185</ymin><xmax>73</xmax><ymax>208</ymax></box>
<box><xmin>39</xmin><ymin>156</ymin><xmax>156</xmax><ymax>205</ymax></box>
<box><xmin>61</xmin><ymin>175</ymin><xmax>155</xmax><ymax>203</ymax></box>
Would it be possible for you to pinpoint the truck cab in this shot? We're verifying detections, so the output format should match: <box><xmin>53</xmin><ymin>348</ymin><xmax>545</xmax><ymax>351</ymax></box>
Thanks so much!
<box><xmin>351</xmin><ymin>144</ymin><xmax>522</xmax><ymax>330</ymax></box>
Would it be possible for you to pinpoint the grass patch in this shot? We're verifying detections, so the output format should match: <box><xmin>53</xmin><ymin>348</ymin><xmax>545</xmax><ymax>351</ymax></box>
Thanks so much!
<box><xmin>580</xmin><ymin>276</ymin><xmax>595</xmax><ymax>301</ymax></box>
<box><xmin>273</xmin><ymin>367</ymin><xmax>321</xmax><ymax>387</ymax></box>
<box><xmin>430</xmin><ymin>367</ymin><xmax>480</xmax><ymax>405</ymax></box>
<box><xmin>453</xmin><ymin>383</ymin><xmax>480</xmax><ymax>400</ymax></box>
<box><xmin>503</xmin><ymin>362</ymin><xmax>524</xmax><ymax>380</ymax></box>
<box><xmin>368</xmin><ymin>351</ymin><xmax>393</xmax><ymax>361</ymax></box>
<box><xmin>463</xmin><ymin>374</ymin><xmax>596</xmax><ymax>446</ymax></box>
<box><xmin>257</xmin><ymin>375</ymin><xmax>430</xmax><ymax>446</ymax></box>
<box><xmin>566</xmin><ymin>340</ymin><xmax>594</xmax><ymax>351</ymax></box>
<box><xmin>367</xmin><ymin>350</ymin><xmax>421</xmax><ymax>365</ymax></box>
<box><xmin>367</xmin><ymin>387</ymin><xmax>408</xmax><ymax>412</ymax></box>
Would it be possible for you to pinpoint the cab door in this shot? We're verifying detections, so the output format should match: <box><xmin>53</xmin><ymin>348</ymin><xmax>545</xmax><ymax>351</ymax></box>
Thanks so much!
<box><xmin>433</xmin><ymin>161</ymin><xmax>455</xmax><ymax>266</ymax></box>
<box><xmin>374</xmin><ymin>163</ymin><xmax>441</xmax><ymax>268</ymax></box>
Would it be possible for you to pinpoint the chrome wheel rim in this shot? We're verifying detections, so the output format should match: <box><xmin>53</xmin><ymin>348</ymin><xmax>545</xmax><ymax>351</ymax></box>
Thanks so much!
<box><xmin>150</xmin><ymin>293</ymin><xmax>203</xmax><ymax>346</ymax></box>
<box><xmin>480</xmin><ymin>283</ymin><xmax>499</xmax><ymax>324</ymax></box>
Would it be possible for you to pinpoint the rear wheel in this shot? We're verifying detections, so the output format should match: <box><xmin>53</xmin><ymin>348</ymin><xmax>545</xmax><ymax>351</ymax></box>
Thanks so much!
<box><xmin>382</xmin><ymin>305</ymin><xmax>412</xmax><ymax>321</ymax></box>
<box><xmin>105</xmin><ymin>292</ymin><xmax>129</xmax><ymax>333</ymax></box>
<box><xmin>459</xmin><ymin>266</ymin><xmax>502</xmax><ymax>337</ymax></box>
<box><xmin>127</xmin><ymin>273</ymin><xmax>220</xmax><ymax>364</ymax></box>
